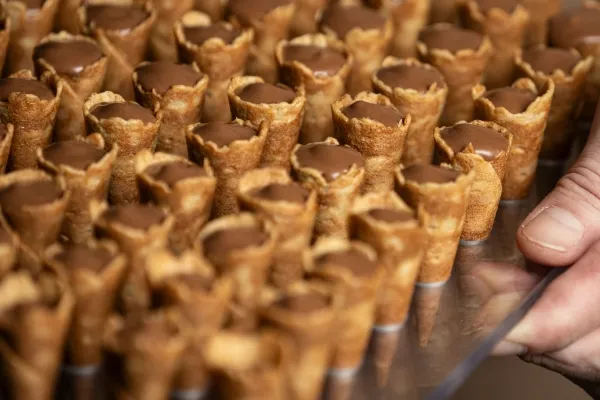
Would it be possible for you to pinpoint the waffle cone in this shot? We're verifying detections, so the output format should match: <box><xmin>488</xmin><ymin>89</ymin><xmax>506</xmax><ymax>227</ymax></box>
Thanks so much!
<box><xmin>38</xmin><ymin>134</ymin><xmax>118</xmax><ymax>243</ymax></box>
<box><xmin>35</xmin><ymin>32</ymin><xmax>108</xmax><ymax>141</ymax></box>
<box><xmin>332</xmin><ymin>92</ymin><xmax>410</xmax><ymax>193</ymax></box>
<box><xmin>149</xmin><ymin>0</ymin><xmax>194</xmax><ymax>61</ymax></box>
<box><xmin>520</xmin><ymin>0</ymin><xmax>560</xmax><ymax>47</ymax></box>
<box><xmin>291</xmin><ymin>137</ymin><xmax>365</xmax><ymax>239</ymax></box>
<box><xmin>228</xmin><ymin>76</ymin><xmax>306</xmax><ymax>171</ymax></box>
<box><xmin>186</xmin><ymin>119</ymin><xmax>268</xmax><ymax>217</ymax></box>
<box><xmin>472</xmin><ymin>78</ymin><xmax>554</xmax><ymax>200</ymax></box>
<box><xmin>238</xmin><ymin>167</ymin><xmax>318</xmax><ymax>288</ymax></box>
<box><xmin>429</xmin><ymin>0</ymin><xmax>458</xmax><ymax>23</ymax></box>
<box><xmin>382</xmin><ymin>0</ymin><xmax>431</xmax><ymax>58</ymax></box>
<box><xmin>417</xmin><ymin>24</ymin><xmax>493</xmax><ymax>125</ymax></box>
<box><xmin>351</xmin><ymin>191</ymin><xmax>425</xmax><ymax>326</ymax></box>
<box><xmin>0</xmin><ymin>217</ymin><xmax>18</xmax><ymax>279</ymax></box>
<box><xmin>516</xmin><ymin>48</ymin><xmax>594</xmax><ymax>161</ymax></box>
<box><xmin>372</xmin><ymin>57</ymin><xmax>448</xmax><ymax>166</ymax></box>
<box><xmin>276</xmin><ymin>34</ymin><xmax>353</xmax><ymax>144</ymax></box>
<box><xmin>84</xmin><ymin>91</ymin><xmax>162</xmax><ymax>204</ymax></box>
<box><xmin>56</xmin><ymin>0</ymin><xmax>82</xmax><ymax>33</ymax></box>
<box><xmin>1</xmin><ymin>70</ymin><xmax>62</xmax><ymax>171</ymax></box>
<box><xmin>133</xmin><ymin>62</ymin><xmax>208</xmax><ymax>157</ymax></box>
<box><xmin>0</xmin><ymin>123</ymin><xmax>14</xmax><ymax>173</ymax></box>
<box><xmin>79</xmin><ymin>0</ymin><xmax>157</xmax><ymax>100</ymax></box>
<box><xmin>0</xmin><ymin>17</ymin><xmax>10</xmax><ymax>74</ymax></box>
<box><xmin>175</xmin><ymin>12</ymin><xmax>253</xmax><ymax>123</ymax></box>
<box><xmin>396</xmin><ymin>166</ymin><xmax>474</xmax><ymax>284</ymax></box>
<box><xmin>414</xmin><ymin>285</ymin><xmax>443</xmax><ymax>347</ymax></box>
<box><xmin>193</xmin><ymin>0</ymin><xmax>224</xmax><ymax>21</ymax></box>
<box><xmin>291</xmin><ymin>0</ymin><xmax>328</xmax><ymax>36</ymax></box>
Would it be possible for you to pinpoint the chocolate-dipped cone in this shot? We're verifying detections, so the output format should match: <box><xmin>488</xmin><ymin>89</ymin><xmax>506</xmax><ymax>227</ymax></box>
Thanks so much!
<box><xmin>515</xmin><ymin>47</ymin><xmax>594</xmax><ymax>161</ymax></box>
<box><xmin>395</xmin><ymin>165</ymin><xmax>474</xmax><ymax>284</ymax></box>
<box><xmin>0</xmin><ymin>218</ymin><xmax>18</xmax><ymax>279</ymax></box>
<box><xmin>276</xmin><ymin>33</ymin><xmax>353</xmax><ymax>144</ymax></box>
<box><xmin>186</xmin><ymin>119</ymin><xmax>268</xmax><ymax>217</ymax></box>
<box><xmin>228</xmin><ymin>0</ymin><xmax>295</xmax><ymax>84</ymax></box>
<box><xmin>135</xmin><ymin>150</ymin><xmax>216</xmax><ymax>252</ymax></box>
<box><xmin>237</xmin><ymin>167</ymin><xmax>317</xmax><ymax>288</ymax></box>
<box><xmin>149</xmin><ymin>0</ymin><xmax>194</xmax><ymax>61</ymax></box>
<box><xmin>0</xmin><ymin>123</ymin><xmax>14</xmax><ymax>173</ymax></box>
<box><xmin>0</xmin><ymin>16</ymin><xmax>11</xmax><ymax>74</ymax></box>
<box><xmin>103</xmin><ymin>310</ymin><xmax>187</xmax><ymax>400</ymax></box>
<box><xmin>332</xmin><ymin>92</ymin><xmax>410</xmax><ymax>193</ymax></box>
<box><xmin>79</xmin><ymin>0</ymin><xmax>157</xmax><ymax>100</ymax></box>
<box><xmin>1</xmin><ymin>70</ymin><xmax>63</xmax><ymax>171</ymax></box>
<box><xmin>414</xmin><ymin>285</ymin><xmax>443</xmax><ymax>347</ymax></box>
<box><xmin>460</xmin><ymin>1</ymin><xmax>529</xmax><ymax>89</ymax></box>
<box><xmin>259</xmin><ymin>281</ymin><xmax>342</xmax><ymax>400</ymax></box>
<box><xmin>306</xmin><ymin>238</ymin><xmax>383</xmax><ymax>372</ymax></box>
<box><xmin>434</xmin><ymin>121</ymin><xmax>513</xmax><ymax>242</ymax></box>
<box><xmin>175</xmin><ymin>11</ymin><xmax>253</xmax><ymax>123</ymax></box>
<box><xmin>417</xmin><ymin>24</ymin><xmax>493</xmax><ymax>126</ymax></box>
<box><xmin>472</xmin><ymin>78</ymin><xmax>555</xmax><ymax>200</ymax></box>
<box><xmin>291</xmin><ymin>137</ymin><xmax>365</xmax><ymax>239</ymax></box>
<box><xmin>4</xmin><ymin>0</ymin><xmax>60</xmax><ymax>73</ymax></box>
<box><xmin>350</xmin><ymin>191</ymin><xmax>425</xmax><ymax>328</ymax></box>
<box><xmin>228</xmin><ymin>76</ymin><xmax>306</xmax><ymax>171</ymax></box>
<box><xmin>372</xmin><ymin>57</ymin><xmax>448</xmax><ymax>166</ymax></box>
<box><xmin>45</xmin><ymin>240</ymin><xmax>127</xmax><ymax>368</ymax></box>
<box><xmin>521</xmin><ymin>0</ymin><xmax>560</xmax><ymax>47</ymax></box>
<box><xmin>197</xmin><ymin>213</ymin><xmax>276</xmax><ymax>331</ymax></box>
<box><xmin>37</xmin><ymin>134</ymin><xmax>118</xmax><ymax>244</ymax></box>
<box><xmin>34</xmin><ymin>32</ymin><xmax>108</xmax><ymax>142</ymax></box>
<box><xmin>291</xmin><ymin>0</ymin><xmax>327</xmax><ymax>36</ymax></box>
<box><xmin>429</xmin><ymin>0</ymin><xmax>458</xmax><ymax>23</ymax></box>
<box><xmin>83</xmin><ymin>91</ymin><xmax>162</xmax><ymax>204</ymax></box>
<box><xmin>56</xmin><ymin>0</ymin><xmax>82</xmax><ymax>34</ymax></box>
<box><xmin>133</xmin><ymin>61</ymin><xmax>209</xmax><ymax>157</ymax></box>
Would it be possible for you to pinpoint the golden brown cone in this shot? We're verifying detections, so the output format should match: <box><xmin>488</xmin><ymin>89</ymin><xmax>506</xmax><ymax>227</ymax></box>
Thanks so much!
<box><xmin>0</xmin><ymin>217</ymin><xmax>18</xmax><ymax>279</ymax></box>
<box><xmin>194</xmin><ymin>0</ymin><xmax>224</xmax><ymax>21</ymax></box>
<box><xmin>1</xmin><ymin>70</ymin><xmax>63</xmax><ymax>171</ymax></box>
<box><xmin>515</xmin><ymin>48</ymin><xmax>594</xmax><ymax>160</ymax></box>
<box><xmin>0</xmin><ymin>123</ymin><xmax>14</xmax><ymax>173</ymax></box>
<box><xmin>520</xmin><ymin>0</ymin><xmax>560</xmax><ymax>47</ymax></box>
<box><xmin>291</xmin><ymin>0</ymin><xmax>328</xmax><ymax>36</ymax></box>
<box><xmin>149</xmin><ymin>0</ymin><xmax>194</xmax><ymax>61</ymax></box>
<box><xmin>417</xmin><ymin>24</ymin><xmax>493</xmax><ymax>126</ymax></box>
<box><xmin>396</xmin><ymin>166</ymin><xmax>475</xmax><ymax>284</ymax></box>
<box><xmin>332</xmin><ymin>92</ymin><xmax>410</xmax><ymax>193</ymax></box>
<box><xmin>175</xmin><ymin>11</ymin><xmax>254</xmax><ymax>123</ymax></box>
<box><xmin>103</xmin><ymin>310</ymin><xmax>187</xmax><ymax>400</ymax></box>
<box><xmin>375</xmin><ymin>0</ymin><xmax>431</xmax><ymax>58</ymax></box>
<box><xmin>259</xmin><ymin>280</ymin><xmax>342</xmax><ymax>400</ymax></box>
<box><xmin>350</xmin><ymin>191</ymin><xmax>426</xmax><ymax>327</ymax></box>
<box><xmin>429</xmin><ymin>0</ymin><xmax>458</xmax><ymax>23</ymax></box>
<box><xmin>133</xmin><ymin>61</ymin><xmax>209</xmax><ymax>157</ymax></box>
<box><xmin>197</xmin><ymin>213</ymin><xmax>276</xmax><ymax>331</ymax></box>
<box><xmin>35</xmin><ymin>32</ymin><xmax>108</xmax><ymax>142</ymax></box>
<box><xmin>4</xmin><ymin>0</ymin><xmax>60</xmax><ymax>73</ymax></box>
<box><xmin>135</xmin><ymin>150</ymin><xmax>216</xmax><ymax>252</ymax></box>
<box><xmin>186</xmin><ymin>118</ymin><xmax>268</xmax><ymax>217</ymax></box>
<box><xmin>0</xmin><ymin>269</ymin><xmax>40</xmax><ymax>312</ymax></box>
<box><xmin>237</xmin><ymin>167</ymin><xmax>318</xmax><ymax>288</ymax></box>
<box><xmin>320</xmin><ymin>11</ymin><xmax>393</xmax><ymax>95</ymax></box>
<box><xmin>472</xmin><ymin>78</ymin><xmax>555</xmax><ymax>200</ymax></box>
<box><xmin>372</xmin><ymin>57</ymin><xmax>448</xmax><ymax>166</ymax></box>
<box><xmin>55</xmin><ymin>0</ymin><xmax>82</xmax><ymax>34</ymax></box>
<box><xmin>229</xmin><ymin>1</ymin><xmax>296</xmax><ymax>84</ymax></box>
<box><xmin>434</xmin><ymin>120</ymin><xmax>513</xmax><ymax>242</ymax></box>
<box><xmin>44</xmin><ymin>240</ymin><xmax>127</xmax><ymax>367</ymax></box>
<box><xmin>0</xmin><ymin>266</ymin><xmax>75</xmax><ymax>400</ymax></box>
<box><xmin>414</xmin><ymin>285</ymin><xmax>443</xmax><ymax>347</ymax></box>
<box><xmin>275</xmin><ymin>33</ymin><xmax>353</xmax><ymax>144</ymax></box>
<box><xmin>228</xmin><ymin>76</ymin><xmax>307</xmax><ymax>171</ymax></box>
<box><xmin>371</xmin><ymin>329</ymin><xmax>400</xmax><ymax>387</ymax></box>
<box><xmin>291</xmin><ymin>137</ymin><xmax>366</xmax><ymax>239</ymax></box>
<box><xmin>83</xmin><ymin>91</ymin><xmax>162</xmax><ymax>204</ymax></box>
<box><xmin>79</xmin><ymin>0</ymin><xmax>157</xmax><ymax>100</ymax></box>
<box><xmin>37</xmin><ymin>134</ymin><xmax>118</xmax><ymax>244</ymax></box>
<box><xmin>0</xmin><ymin>17</ymin><xmax>11</xmax><ymax>74</ymax></box>
<box><xmin>460</xmin><ymin>1</ymin><xmax>529</xmax><ymax>89</ymax></box>
<box><xmin>306</xmin><ymin>238</ymin><xmax>383</xmax><ymax>371</ymax></box>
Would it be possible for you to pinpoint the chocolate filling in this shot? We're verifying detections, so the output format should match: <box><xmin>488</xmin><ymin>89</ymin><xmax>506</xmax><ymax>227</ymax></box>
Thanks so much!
<box><xmin>183</xmin><ymin>23</ymin><xmax>241</xmax><ymax>46</ymax></box>
<box><xmin>522</xmin><ymin>47</ymin><xmax>581</xmax><ymax>76</ymax></box>
<box><xmin>440</xmin><ymin>123</ymin><xmax>509</xmax><ymax>161</ymax></box>
<box><xmin>0</xmin><ymin>78</ymin><xmax>54</xmax><ymax>101</ymax></box>
<box><xmin>295</xmin><ymin>143</ymin><xmax>364</xmax><ymax>182</ymax></box>
<box><xmin>203</xmin><ymin>226</ymin><xmax>268</xmax><ymax>267</ymax></box>
<box><xmin>316</xmin><ymin>249</ymin><xmax>377</xmax><ymax>277</ymax></box>
<box><xmin>367</xmin><ymin>208</ymin><xmax>413</xmax><ymax>224</ymax></box>
<box><xmin>90</xmin><ymin>102</ymin><xmax>156</xmax><ymax>124</ymax></box>
<box><xmin>0</xmin><ymin>180</ymin><xmax>62</xmax><ymax>212</ymax></box>
<box><xmin>135</xmin><ymin>61</ymin><xmax>203</xmax><ymax>94</ymax></box>
<box><xmin>275</xmin><ymin>292</ymin><xmax>330</xmax><ymax>313</ymax></box>
<box><xmin>145</xmin><ymin>161</ymin><xmax>207</xmax><ymax>187</ymax></box>
<box><xmin>402</xmin><ymin>164</ymin><xmax>461</xmax><ymax>184</ymax></box>
<box><xmin>86</xmin><ymin>4</ymin><xmax>150</xmax><ymax>33</ymax></box>
<box><xmin>549</xmin><ymin>8</ymin><xmax>600</xmax><ymax>50</ymax></box>
<box><xmin>192</xmin><ymin>122</ymin><xmax>257</xmax><ymax>147</ymax></box>
<box><xmin>42</xmin><ymin>140</ymin><xmax>105</xmax><ymax>170</ymax></box>
<box><xmin>283</xmin><ymin>44</ymin><xmax>346</xmax><ymax>78</ymax></box>
<box><xmin>0</xmin><ymin>225</ymin><xmax>10</xmax><ymax>244</ymax></box>
<box><xmin>341</xmin><ymin>100</ymin><xmax>404</xmax><ymax>127</ymax></box>
<box><xmin>251</xmin><ymin>182</ymin><xmax>309</xmax><ymax>204</ymax></box>
<box><xmin>237</xmin><ymin>82</ymin><xmax>296</xmax><ymax>104</ymax></box>
<box><xmin>54</xmin><ymin>243</ymin><xmax>114</xmax><ymax>273</ymax></box>
<box><xmin>319</xmin><ymin>4</ymin><xmax>386</xmax><ymax>38</ymax></box>
<box><xmin>228</xmin><ymin>0</ymin><xmax>292</xmax><ymax>27</ymax></box>
<box><xmin>34</xmin><ymin>40</ymin><xmax>103</xmax><ymax>77</ymax></box>
<box><xmin>419</xmin><ymin>26</ymin><xmax>483</xmax><ymax>53</ymax></box>
<box><xmin>475</xmin><ymin>0</ymin><xmax>518</xmax><ymax>13</ymax></box>
<box><xmin>103</xmin><ymin>204</ymin><xmax>166</xmax><ymax>231</ymax></box>
<box><xmin>483</xmin><ymin>87</ymin><xmax>537</xmax><ymax>114</ymax></box>
<box><xmin>376</xmin><ymin>64</ymin><xmax>446</xmax><ymax>92</ymax></box>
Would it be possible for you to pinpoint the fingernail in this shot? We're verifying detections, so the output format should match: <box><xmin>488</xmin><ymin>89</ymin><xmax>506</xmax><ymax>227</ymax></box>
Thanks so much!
<box><xmin>521</xmin><ymin>206</ymin><xmax>584</xmax><ymax>251</ymax></box>
<box><xmin>492</xmin><ymin>341</ymin><xmax>528</xmax><ymax>356</ymax></box>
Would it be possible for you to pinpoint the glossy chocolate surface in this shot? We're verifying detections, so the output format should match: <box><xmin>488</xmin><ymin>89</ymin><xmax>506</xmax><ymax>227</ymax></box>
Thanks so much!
<box><xmin>43</xmin><ymin>141</ymin><xmax>105</xmax><ymax>170</ymax></box>
<box><xmin>440</xmin><ymin>123</ymin><xmax>509</xmax><ymax>161</ymax></box>
<box><xmin>0</xmin><ymin>180</ymin><xmax>62</xmax><ymax>210</ymax></box>
<box><xmin>522</xmin><ymin>47</ymin><xmax>581</xmax><ymax>75</ymax></box>
<box><xmin>103</xmin><ymin>204</ymin><xmax>166</xmax><ymax>231</ymax></box>
<box><xmin>342</xmin><ymin>100</ymin><xmax>404</xmax><ymax>127</ymax></box>
<box><xmin>483</xmin><ymin>87</ymin><xmax>537</xmax><ymax>114</ymax></box>
<box><xmin>320</xmin><ymin>4</ymin><xmax>386</xmax><ymax>38</ymax></box>
<box><xmin>86</xmin><ymin>4</ymin><xmax>150</xmax><ymax>33</ymax></box>
<box><xmin>145</xmin><ymin>161</ymin><xmax>207</xmax><ymax>187</ymax></box>
<box><xmin>251</xmin><ymin>182</ymin><xmax>309</xmax><ymax>204</ymax></box>
<box><xmin>402</xmin><ymin>164</ymin><xmax>461</xmax><ymax>184</ymax></box>
<box><xmin>90</xmin><ymin>102</ymin><xmax>156</xmax><ymax>124</ymax></box>
<box><xmin>193</xmin><ymin>122</ymin><xmax>257</xmax><ymax>147</ymax></box>
<box><xmin>228</xmin><ymin>0</ymin><xmax>292</xmax><ymax>27</ymax></box>
<box><xmin>135</xmin><ymin>62</ymin><xmax>202</xmax><ymax>94</ymax></box>
<box><xmin>203</xmin><ymin>225</ymin><xmax>268</xmax><ymax>267</ymax></box>
<box><xmin>183</xmin><ymin>23</ymin><xmax>241</xmax><ymax>46</ymax></box>
<box><xmin>237</xmin><ymin>82</ymin><xmax>296</xmax><ymax>104</ymax></box>
<box><xmin>34</xmin><ymin>40</ymin><xmax>103</xmax><ymax>77</ymax></box>
<box><xmin>295</xmin><ymin>143</ymin><xmax>364</xmax><ymax>182</ymax></box>
<box><xmin>0</xmin><ymin>78</ymin><xmax>54</xmax><ymax>101</ymax></box>
<box><xmin>283</xmin><ymin>44</ymin><xmax>347</xmax><ymax>78</ymax></box>
<box><xmin>549</xmin><ymin>8</ymin><xmax>600</xmax><ymax>50</ymax></box>
<box><xmin>419</xmin><ymin>26</ymin><xmax>483</xmax><ymax>53</ymax></box>
<box><xmin>376</xmin><ymin>64</ymin><xmax>446</xmax><ymax>92</ymax></box>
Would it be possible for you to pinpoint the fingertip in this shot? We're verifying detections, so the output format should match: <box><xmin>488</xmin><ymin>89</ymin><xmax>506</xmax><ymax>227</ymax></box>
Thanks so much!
<box><xmin>516</xmin><ymin>224</ymin><xmax>581</xmax><ymax>267</ymax></box>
